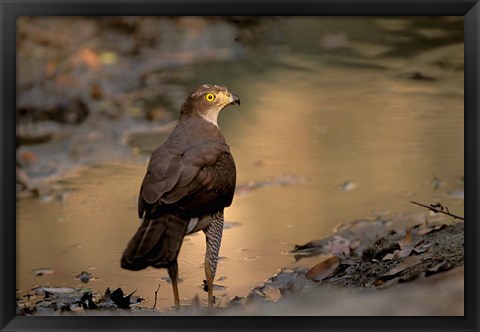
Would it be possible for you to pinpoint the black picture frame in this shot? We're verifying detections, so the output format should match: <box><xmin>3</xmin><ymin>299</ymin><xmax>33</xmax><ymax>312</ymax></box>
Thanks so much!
<box><xmin>1</xmin><ymin>1</ymin><xmax>479</xmax><ymax>331</ymax></box>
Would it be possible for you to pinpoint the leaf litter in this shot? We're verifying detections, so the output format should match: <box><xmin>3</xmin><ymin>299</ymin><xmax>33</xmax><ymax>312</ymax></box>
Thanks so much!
<box><xmin>18</xmin><ymin>216</ymin><xmax>463</xmax><ymax>314</ymax></box>
<box><xmin>306</xmin><ymin>256</ymin><xmax>341</xmax><ymax>281</ymax></box>
<box><xmin>290</xmin><ymin>217</ymin><xmax>463</xmax><ymax>290</ymax></box>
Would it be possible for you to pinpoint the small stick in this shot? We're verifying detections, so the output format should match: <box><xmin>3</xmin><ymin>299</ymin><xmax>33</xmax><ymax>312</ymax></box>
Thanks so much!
<box><xmin>152</xmin><ymin>284</ymin><xmax>161</xmax><ymax>309</ymax></box>
<box><xmin>216</xmin><ymin>294</ymin><xmax>226</xmax><ymax>308</ymax></box>
<box><xmin>410</xmin><ymin>201</ymin><xmax>464</xmax><ymax>221</ymax></box>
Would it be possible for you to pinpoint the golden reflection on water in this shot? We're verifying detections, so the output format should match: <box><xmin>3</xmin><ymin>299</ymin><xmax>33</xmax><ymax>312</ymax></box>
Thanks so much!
<box><xmin>17</xmin><ymin>20</ymin><xmax>464</xmax><ymax>309</ymax></box>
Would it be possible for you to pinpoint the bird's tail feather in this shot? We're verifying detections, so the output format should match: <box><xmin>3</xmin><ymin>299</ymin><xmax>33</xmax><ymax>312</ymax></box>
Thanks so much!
<box><xmin>121</xmin><ymin>214</ymin><xmax>188</xmax><ymax>271</ymax></box>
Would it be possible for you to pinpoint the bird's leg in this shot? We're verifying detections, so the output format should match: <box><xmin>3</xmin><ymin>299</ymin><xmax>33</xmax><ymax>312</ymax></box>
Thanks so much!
<box><xmin>167</xmin><ymin>263</ymin><xmax>180</xmax><ymax>310</ymax></box>
<box><xmin>203</xmin><ymin>211</ymin><xmax>224</xmax><ymax>307</ymax></box>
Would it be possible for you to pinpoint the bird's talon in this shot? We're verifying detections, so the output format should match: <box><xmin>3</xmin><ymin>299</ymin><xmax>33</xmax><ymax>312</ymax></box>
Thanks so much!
<box><xmin>203</xmin><ymin>279</ymin><xmax>209</xmax><ymax>292</ymax></box>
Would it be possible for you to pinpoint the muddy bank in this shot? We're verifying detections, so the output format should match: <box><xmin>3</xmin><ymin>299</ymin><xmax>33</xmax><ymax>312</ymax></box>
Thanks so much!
<box><xmin>221</xmin><ymin>265</ymin><xmax>464</xmax><ymax>316</ymax></box>
<box><xmin>292</xmin><ymin>219</ymin><xmax>464</xmax><ymax>288</ymax></box>
<box><xmin>17</xmin><ymin>216</ymin><xmax>464</xmax><ymax>316</ymax></box>
<box><xmin>223</xmin><ymin>217</ymin><xmax>464</xmax><ymax>315</ymax></box>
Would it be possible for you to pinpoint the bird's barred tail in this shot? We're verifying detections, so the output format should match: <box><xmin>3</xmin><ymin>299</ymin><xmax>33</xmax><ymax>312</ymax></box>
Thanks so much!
<box><xmin>121</xmin><ymin>214</ymin><xmax>188</xmax><ymax>271</ymax></box>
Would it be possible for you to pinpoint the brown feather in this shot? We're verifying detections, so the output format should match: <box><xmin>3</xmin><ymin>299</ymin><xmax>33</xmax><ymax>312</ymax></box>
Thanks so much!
<box><xmin>124</xmin><ymin>84</ymin><xmax>237</xmax><ymax>274</ymax></box>
<box><xmin>138</xmin><ymin>117</ymin><xmax>235</xmax><ymax>219</ymax></box>
<box><xmin>121</xmin><ymin>214</ymin><xmax>188</xmax><ymax>271</ymax></box>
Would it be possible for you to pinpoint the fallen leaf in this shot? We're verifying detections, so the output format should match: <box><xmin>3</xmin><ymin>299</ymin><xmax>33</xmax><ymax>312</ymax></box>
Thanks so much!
<box><xmin>100</xmin><ymin>51</ymin><xmax>118</xmax><ymax>65</ymax></box>
<box><xmin>398</xmin><ymin>271</ymin><xmax>421</xmax><ymax>283</ymax></box>
<box><xmin>306</xmin><ymin>256</ymin><xmax>340</xmax><ymax>281</ymax></box>
<box><xmin>410</xmin><ymin>242</ymin><xmax>432</xmax><ymax>255</ymax></box>
<box><xmin>379</xmin><ymin>255</ymin><xmax>423</xmax><ymax>280</ymax></box>
<box><xmin>325</xmin><ymin>236</ymin><xmax>350</xmax><ymax>257</ymax></box>
<box><xmin>74</xmin><ymin>48</ymin><xmax>101</xmax><ymax>69</ymax></box>
<box><xmin>383</xmin><ymin>253</ymin><xmax>395</xmax><ymax>261</ymax></box>
<box><xmin>425</xmin><ymin>260</ymin><xmax>454</xmax><ymax>276</ymax></box>
<box><xmin>350</xmin><ymin>239</ymin><xmax>361</xmax><ymax>250</ymax></box>
<box><xmin>104</xmin><ymin>287</ymin><xmax>136</xmax><ymax>309</ymax></box>
<box><xmin>399</xmin><ymin>228</ymin><xmax>413</xmax><ymax>247</ymax></box>
<box><xmin>396</xmin><ymin>248</ymin><xmax>413</xmax><ymax>258</ymax></box>
<box><xmin>38</xmin><ymin>287</ymin><xmax>76</xmax><ymax>294</ymax></box>
<box><xmin>290</xmin><ymin>239</ymin><xmax>329</xmax><ymax>261</ymax></box>
<box><xmin>374</xmin><ymin>279</ymin><xmax>385</xmax><ymax>286</ymax></box>
<box><xmin>418</xmin><ymin>224</ymin><xmax>447</xmax><ymax>235</ymax></box>
<box><xmin>413</xmin><ymin>239</ymin><xmax>425</xmax><ymax>248</ymax></box>
<box><xmin>362</xmin><ymin>238</ymin><xmax>400</xmax><ymax>261</ymax></box>
<box><xmin>45</xmin><ymin>61</ymin><xmax>57</xmax><ymax>78</ymax></box>
<box><xmin>396</xmin><ymin>231</ymin><xmax>426</xmax><ymax>258</ymax></box>
<box><xmin>80</xmin><ymin>291</ymin><xmax>99</xmax><ymax>309</ymax></box>
<box><xmin>20</xmin><ymin>150</ymin><xmax>38</xmax><ymax>164</ymax></box>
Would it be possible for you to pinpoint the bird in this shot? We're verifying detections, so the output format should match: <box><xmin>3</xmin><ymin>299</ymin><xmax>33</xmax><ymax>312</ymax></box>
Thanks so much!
<box><xmin>121</xmin><ymin>84</ymin><xmax>239</xmax><ymax>309</ymax></box>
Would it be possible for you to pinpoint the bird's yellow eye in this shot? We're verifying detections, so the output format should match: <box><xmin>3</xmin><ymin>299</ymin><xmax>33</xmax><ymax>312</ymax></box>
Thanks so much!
<box><xmin>205</xmin><ymin>93</ymin><xmax>215</xmax><ymax>102</ymax></box>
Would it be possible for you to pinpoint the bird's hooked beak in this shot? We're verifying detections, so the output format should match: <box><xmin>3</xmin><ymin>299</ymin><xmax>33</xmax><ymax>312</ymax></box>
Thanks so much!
<box><xmin>229</xmin><ymin>93</ymin><xmax>241</xmax><ymax>106</ymax></box>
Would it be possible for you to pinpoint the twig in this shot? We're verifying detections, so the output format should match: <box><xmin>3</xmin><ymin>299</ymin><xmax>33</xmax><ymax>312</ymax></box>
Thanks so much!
<box><xmin>216</xmin><ymin>294</ymin><xmax>226</xmax><ymax>308</ymax></box>
<box><xmin>152</xmin><ymin>284</ymin><xmax>161</xmax><ymax>309</ymax></box>
<box><xmin>410</xmin><ymin>201</ymin><xmax>464</xmax><ymax>221</ymax></box>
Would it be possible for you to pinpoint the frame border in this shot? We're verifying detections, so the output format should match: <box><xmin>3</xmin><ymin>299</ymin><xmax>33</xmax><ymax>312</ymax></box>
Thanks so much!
<box><xmin>1</xmin><ymin>1</ymin><xmax>479</xmax><ymax>331</ymax></box>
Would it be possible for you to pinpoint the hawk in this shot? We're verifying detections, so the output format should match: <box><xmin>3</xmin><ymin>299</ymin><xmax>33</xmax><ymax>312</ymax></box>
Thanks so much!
<box><xmin>121</xmin><ymin>84</ymin><xmax>239</xmax><ymax>309</ymax></box>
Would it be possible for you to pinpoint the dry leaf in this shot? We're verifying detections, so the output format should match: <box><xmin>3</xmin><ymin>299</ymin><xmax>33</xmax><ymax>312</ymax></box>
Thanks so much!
<box><xmin>350</xmin><ymin>239</ymin><xmax>361</xmax><ymax>250</ymax></box>
<box><xmin>396</xmin><ymin>248</ymin><xmax>413</xmax><ymax>258</ymax></box>
<box><xmin>379</xmin><ymin>255</ymin><xmax>423</xmax><ymax>280</ymax></box>
<box><xmin>34</xmin><ymin>286</ymin><xmax>76</xmax><ymax>297</ymax></box>
<box><xmin>414</xmin><ymin>239</ymin><xmax>425</xmax><ymax>247</ymax></box>
<box><xmin>383</xmin><ymin>253</ymin><xmax>395</xmax><ymax>261</ymax></box>
<box><xmin>413</xmin><ymin>243</ymin><xmax>433</xmax><ymax>254</ymax></box>
<box><xmin>418</xmin><ymin>224</ymin><xmax>447</xmax><ymax>236</ymax></box>
<box><xmin>425</xmin><ymin>260</ymin><xmax>454</xmax><ymax>276</ymax></box>
<box><xmin>73</xmin><ymin>48</ymin><xmax>101</xmax><ymax>69</ymax></box>
<box><xmin>306</xmin><ymin>256</ymin><xmax>340</xmax><ymax>281</ymax></box>
<box><xmin>400</xmin><ymin>228</ymin><xmax>412</xmax><ymax>247</ymax></box>
<box><xmin>325</xmin><ymin>236</ymin><xmax>350</xmax><ymax>257</ymax></box>
<box><xmin>104</xmin><ymin>287</ymin><xmax>136</xmax><ymax>309</ymax></box>
<box><xmin>396</xmin><ymin>230</ymin><xmax>427</xmax><ymax>258</ymax></box>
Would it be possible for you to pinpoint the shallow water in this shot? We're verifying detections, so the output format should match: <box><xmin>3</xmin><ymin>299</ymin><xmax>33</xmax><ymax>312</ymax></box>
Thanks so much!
<box><xmin>17</xmin><ymin>17</ymin><xmax>464</xmax><ymax>310</ymax></box>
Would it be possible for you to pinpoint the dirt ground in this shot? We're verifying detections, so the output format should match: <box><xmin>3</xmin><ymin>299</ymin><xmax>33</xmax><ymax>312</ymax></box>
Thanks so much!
<box><xmin>222</xmin><ymin>216</ymin><xmax>464</xmax><ymax>316</ymax></box>
<box><xmin>17</xmin><ymin>215</ymin><xmax>464</xmax><ymax>316</ymax></box>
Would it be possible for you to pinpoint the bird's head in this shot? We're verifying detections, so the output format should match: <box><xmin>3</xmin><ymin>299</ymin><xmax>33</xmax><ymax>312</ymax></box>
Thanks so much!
<box><xmin>180</xmin><ymin>84</ymin><xmax>240</xmax><ymax>126</ymax></box>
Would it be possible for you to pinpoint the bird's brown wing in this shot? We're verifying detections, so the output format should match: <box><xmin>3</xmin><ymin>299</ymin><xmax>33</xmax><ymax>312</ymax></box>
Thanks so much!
<box><xmin>137</xmin><ymin>146</ymin><xmax>184</xmax><ymax>218</ymax></box>
<box><xmin>138</xmin><ymin>142</ymin><xmax>236</xmax><ymax>218</ymax></box>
